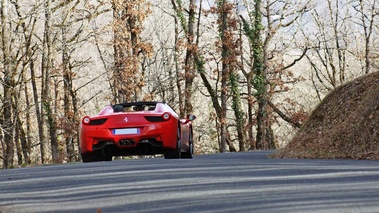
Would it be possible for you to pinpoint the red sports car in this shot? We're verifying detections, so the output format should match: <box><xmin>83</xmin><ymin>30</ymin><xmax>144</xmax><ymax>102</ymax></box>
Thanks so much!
<box><xmin>79</xmin><ymin>101</ymin><xmax>196</xmax><ymax>162</ymax></box>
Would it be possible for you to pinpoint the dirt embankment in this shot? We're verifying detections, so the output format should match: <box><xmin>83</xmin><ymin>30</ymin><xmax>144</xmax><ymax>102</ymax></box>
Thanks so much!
<box><xmin>275</xmin><ymin>71</ymin><xmax>379</xmax><ymax>160</ymax></box>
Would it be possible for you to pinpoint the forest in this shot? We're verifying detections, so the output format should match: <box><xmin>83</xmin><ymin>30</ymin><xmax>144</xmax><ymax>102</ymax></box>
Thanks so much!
<box><xmin>0</xmin><ymin>0</ymin><xmax>378</xmax><ymax>169</ymax></box>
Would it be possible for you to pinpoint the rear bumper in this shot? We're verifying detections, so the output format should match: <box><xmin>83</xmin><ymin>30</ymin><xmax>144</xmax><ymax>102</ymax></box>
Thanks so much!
<box><xmin>87</xmin><ymin>138</ymin><xmax>165</xmax><ymax>156</ymax></box>
<box><xmin>79</xmin><ymin>123</ymin><xmax>178</xmax><ymax>155</ymax></box>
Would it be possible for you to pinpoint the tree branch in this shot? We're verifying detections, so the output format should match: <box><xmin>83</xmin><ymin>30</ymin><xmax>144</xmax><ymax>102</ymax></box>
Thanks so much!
<box><xmin>268</xmin><ymin>101</ymin><xmax>301</xmax><ymax>128</ymax></box>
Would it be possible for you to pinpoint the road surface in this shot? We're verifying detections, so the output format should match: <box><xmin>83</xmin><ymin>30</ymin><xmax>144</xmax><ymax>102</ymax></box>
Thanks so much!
<box><xmin>1</xmin><ymin>151</ymin><xmax>379</xmax><ymax>212</ymax></box>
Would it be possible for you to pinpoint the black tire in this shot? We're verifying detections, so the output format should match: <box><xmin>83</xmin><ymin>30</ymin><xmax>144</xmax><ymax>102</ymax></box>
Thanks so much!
<box><xmin>164</xmin><ymin>127</ymin><xmax>182</xmax><ymax>159</ymax></box>
<box><xmin>81</xmin><ymin>151</ymin><xmax>112</xmax><ymax>162</ymax></box>
<box><xmin>103</xmin><ymin>154</ymin><xmax>113</xmax><ymax>161</ymax></box>
<box><xmin>81</xmin><ymin>152</ymin><xmax>100</xmax><ymax>163</ymax></box>
<box><xmin>182</xmin><ymin>129</ymin><xmax>194</xmax><ymax>159</ymax></box>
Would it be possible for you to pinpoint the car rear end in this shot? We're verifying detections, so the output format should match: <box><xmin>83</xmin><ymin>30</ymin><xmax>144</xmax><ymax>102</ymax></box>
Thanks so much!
<box><xmin>79</xmin><ymin>110</ymin><xmax>178</xmax><ymax>158</ymax></box>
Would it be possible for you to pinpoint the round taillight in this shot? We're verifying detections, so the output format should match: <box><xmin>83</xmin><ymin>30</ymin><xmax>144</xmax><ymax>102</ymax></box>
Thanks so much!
<box><xmin>82</xmin><ymin>116</ymin><xmax>91</xmax><ymax>124</ymax></box>
<box><xmin>162</xmin><ymin>112</ymin><xmax>171</xmax><ymax>121</ymax></box>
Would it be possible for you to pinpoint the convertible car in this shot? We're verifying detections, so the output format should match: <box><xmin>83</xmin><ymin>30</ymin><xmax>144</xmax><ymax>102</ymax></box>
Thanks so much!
<box><xmin>79</xmin><ymin>101</ymin><xmax>196</xmax><ymax>162</ymax></box>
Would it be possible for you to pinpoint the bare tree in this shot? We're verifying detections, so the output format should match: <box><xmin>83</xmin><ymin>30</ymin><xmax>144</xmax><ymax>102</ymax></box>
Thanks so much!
<box><xmin>216</xmin><ymin>0</ymin><xmax>246</xmax><ymax>151</ymax></box>
<box><xmin>1</xmin><ymin>0</ymin><xmax>15</xmax><ymax>168</ymax></box>
<box><xmin>240</xmin><ymin>0</ymin><xmax>269</xmax><ymax>149</ymax></box>
<box><xmin>112</xmin><ymin>0</ymin><xmax>153</xmax><ymax>103</ymax></box>
<box><xmin>142</xmin><ymin>1</ymin><xmax>183</xmax><ymax>112</ymax></box>
<box><xmin>1</xmin><ymin>0</ymin><xmax>40</xmax><ymax>167</ymax></box>
<box><xmin>12</xmin><ymin>0</ymin><xmax>39</xmax><ymax>166</ymax></box>
<box><xmin>171</xmin><ymin>0</ymin><xmax>229</xmax><ymax>151</ymax></box>
<box><xmin>305</xmin><ymin>0</ymin><xmax>350</xmax><ymax>93</ymax></box>
<box><xmin>183</xmin><ymin>0</ymin><xmax>196</xmax><ymax>116</ymax></box>
<box><xmin>352</xmin><ymin>0</ymin><xmax>379</xmax><ymax>74</ymax></box>
<box><xmin>241</xmin><ymin>0</ymin><xmax>310</xmax><ymax>149</ymax></box>
<box><xmin>301</xmin><ymin>0</ymin><xmax>371</xmax><ymax>101</ymax></box>
<box><xmin>169</xmin><ymin>0</ymin><xmax>197</xmax><ymax>117</ymax></box>
<box><xmin>57</xmin><ymin>0</ymin><xmax>111</xmax><ymax>162</ymax></box>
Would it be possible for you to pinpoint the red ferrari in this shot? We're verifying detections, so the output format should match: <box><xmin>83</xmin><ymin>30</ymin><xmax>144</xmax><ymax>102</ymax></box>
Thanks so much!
<box><xmin>79</xmin><ymin>101</ymin><xmax>196</xmax><ymax>162</ymax></box>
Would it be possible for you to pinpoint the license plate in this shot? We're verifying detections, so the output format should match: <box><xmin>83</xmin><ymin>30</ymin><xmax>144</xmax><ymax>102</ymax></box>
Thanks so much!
<box><xmin>113</xmin><ymin>128</ymin><xmax>140</xmax><ymax>135</ymax></box>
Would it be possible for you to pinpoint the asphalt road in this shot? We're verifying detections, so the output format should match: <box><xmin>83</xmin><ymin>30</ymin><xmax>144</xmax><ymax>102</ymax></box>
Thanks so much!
<box><xmin>1</xmin><ymin>151</ymin><xmax>379</xmax><ymax>213</ymax></box>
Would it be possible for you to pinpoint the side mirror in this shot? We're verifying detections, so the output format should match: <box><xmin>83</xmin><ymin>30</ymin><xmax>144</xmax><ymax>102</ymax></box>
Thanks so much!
<box><xmin>187</xmin><ymin>115</ymin><xmax>196</xmax><ymax>121</ymax></box>
<box><xmin>182</xmin><ymin>115</ymin><xmax>196</xmax><ymax>124</ymax></box>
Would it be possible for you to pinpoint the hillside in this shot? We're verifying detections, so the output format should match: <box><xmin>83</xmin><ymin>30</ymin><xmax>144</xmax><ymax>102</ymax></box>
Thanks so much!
<box><xmin>275</xmin><ymin>71</ymin><xmax>379</xmax><ymax>160</ymax></box>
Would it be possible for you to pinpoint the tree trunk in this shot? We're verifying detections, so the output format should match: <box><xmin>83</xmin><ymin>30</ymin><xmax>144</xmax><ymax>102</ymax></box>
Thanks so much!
<box><xmin>12</xmin><ymin>1</ymin><xmax>38</xmax><ymax>165</ymax></box>
<box><xmin>24</xmin><ymin>84</ymin><xmax>32</xmax><ymax>164</ymax></box>
<box><xmin>1</xmin><ymin>0</ymin><xmax>15</xmax><ymax>169</ymax></box>
<box><xmin>17</xmin><ymin>116</ymin><xmax>29</xmax><ymax>165</ymax></box>
<box><xmin>251</xmin><ymin>0</ymin><xmax>270</xmax><ymax>150</ymax></box>
<box><xmin>230</xmin><ymin>70</ymin><xmax>246</xmax><ymax>151</ymax></box>
<box><xmin>30</xmin><ymin>55</ymin><xmax>47</xmax><ymax>164</ymax></box>
<box><xmin>15</xmin><ymin>122</ymin><xmax>23</xmax><ymax>166</ymax></box>
<box><xmin>218</xmin><ymin>0</ymin><xmax>229</xmax><ymax>153</ymax></box>
<box><xmin>247</xmin><ymin>76</ymin><xmax>256</xmax><ymax>150</ymax></box>
<box><xmin>183</xmin><ymin>0</ymin><xmax>196</xmax><ymax>115</ymax></box>
<box><xmin>46</xmin><ymin>100</ymin><xmax>59</xmax><ymax>163</ymax></box>
<box><xmin>42</xmin><ymin>0</ymin><xmax>59</xmax><ymax>163</ymax></box>
<box><xmin>112</xmin><ymin>0</ymin><xmax>150</xmax><ymax>103</ymax></box>
<box><xmin>62</xmin><ymin>26</ymin><xmax>75</xmax><ymax>162</ymax></box>
<box><xmin>172</xmin><ymin>0</ymin><xmax>224</xmax><ymax>152</ymax></box>
<box><xmin>173</xmin><ymin>12</ymin><xmax>184</xmax><ymax>117</ymax></box>
<box><xmin>12</xmin><ymin>94</ymin><xmax>29</xmax><ymax>165</ymax></box>
<box><xmin>2</xmin><ymin>92</ymin><xmax>13</xmax><ymax>168</ymax></box>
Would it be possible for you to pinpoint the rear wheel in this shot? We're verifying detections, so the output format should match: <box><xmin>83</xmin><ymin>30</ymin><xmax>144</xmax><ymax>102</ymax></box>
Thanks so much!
<box><xmin>103</xmin><ymin>154</ymin><xmax>113</xmax><ymax>161</ymax></box>
<box><xmin>164</xmin><ymin>127</ymin><xmax>181</xmax><ymax>159</ymax></box>
<box><xmin>81</xmin><ymin>152</ymin><xmax>99</xmax><ymax>163</ymax></box>
<box><xmin>81</xmin><ymin>151</ymin><xmax>112</xmax><ymax>162</ymax></box>
<box><xmin>182</xmin><ymin>129</ymin><xmax>194</xmax><ymax>159</ymax></box>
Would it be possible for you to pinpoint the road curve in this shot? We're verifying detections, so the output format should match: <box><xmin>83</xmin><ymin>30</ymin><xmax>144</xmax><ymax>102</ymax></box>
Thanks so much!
<box><xmin>1</xmin><ymin>151</ymin><xmax>379</xmax><ymax>213</ymax></box>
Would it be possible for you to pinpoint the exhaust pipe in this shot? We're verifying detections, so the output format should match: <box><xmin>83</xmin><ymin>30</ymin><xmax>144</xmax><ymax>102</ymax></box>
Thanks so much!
<box><xmin>118</xmin><ymin>139</ymin><xmax>135</xmax><ymax>146</ymax></box>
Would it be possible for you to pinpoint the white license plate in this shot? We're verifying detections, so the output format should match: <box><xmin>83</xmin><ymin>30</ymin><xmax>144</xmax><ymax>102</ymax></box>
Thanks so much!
<box><xmin>113</xmin><ymin>128</ymin><xmax>140</xmax><ymax>135</ymax></box>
